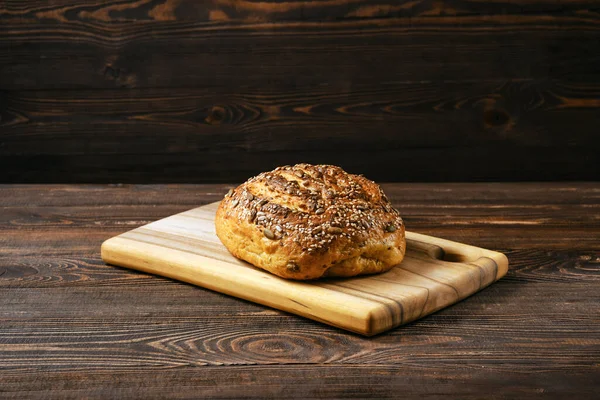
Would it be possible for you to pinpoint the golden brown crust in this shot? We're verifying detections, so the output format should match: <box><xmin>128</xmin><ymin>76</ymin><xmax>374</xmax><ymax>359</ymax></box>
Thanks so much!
<box><xmin>215</xmin><ymin>164</ymin><xmax>405</xmax><ymax>280</ymax></box>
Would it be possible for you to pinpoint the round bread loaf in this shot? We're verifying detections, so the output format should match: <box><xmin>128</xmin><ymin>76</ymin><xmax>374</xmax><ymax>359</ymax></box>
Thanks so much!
<box><xmin>215</xmin><ymin>164</ymin><xmax>405</xmax><ymax>280</ymax></box>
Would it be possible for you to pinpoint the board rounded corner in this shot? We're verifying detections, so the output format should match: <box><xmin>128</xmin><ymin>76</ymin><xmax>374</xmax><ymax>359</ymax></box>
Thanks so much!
<box><xmin>490</xmin><ymin>250</ymin><xmax>510</xmax><ymax>279</ymax></box>
<box><xmin>100</xmin><ymin>236</ymin><xmax>122</xmax><ymax>264</ymax></box>
<box><xmin>363</xmin><ymin>303</ymin><xmax>397</xmax><ymax>337</ymax></box>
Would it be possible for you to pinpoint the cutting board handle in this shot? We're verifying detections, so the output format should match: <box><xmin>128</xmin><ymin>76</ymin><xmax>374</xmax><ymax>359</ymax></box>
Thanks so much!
<box><xmin>406</xmin><ymin>231</ymin><xmax>509</xmax><ymax>280</ymax></box>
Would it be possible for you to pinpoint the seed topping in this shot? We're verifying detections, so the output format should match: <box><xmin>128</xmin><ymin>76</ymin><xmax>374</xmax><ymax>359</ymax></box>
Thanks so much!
<box><xmin>286</xmin><ymin>261</ymin><xmax>300</xmax><ymax>272</ymax></box>
<box><xmin>229</xmin><ymin>163</ymin><xmax>403</xmax><ymax>255</ymax></box>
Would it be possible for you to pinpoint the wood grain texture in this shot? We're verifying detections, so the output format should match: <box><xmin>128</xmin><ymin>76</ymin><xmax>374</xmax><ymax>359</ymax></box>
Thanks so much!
<box><xmin>1</xmin><ymin>0</ymin><xmax>599</xmax><ymax>182</ymax></box>
<box><xmin>0</xmin><ymin>367</ymin><xmax>598</xmax><ymax>400</ymax></box>
<box><xmin>100</xmin><ymin>201</ymin><xmax>508</xmax><ymax>335</ymax></box>
<box><xmin>1</xmin><ymin>81</ymin><xmax>599</xmax><ymax>182</ymax></box>
<box><xmin>3</xmin><ymin>81</ymin><xmax>599</xmax><ymax>154</ymax></box>
<box><xmin>1</xmin><ymin>183</ymin><xmax>599</xmax><ymax>397</ymax></box>
<box><xmin>3</xmin><ymin>146</ymin><xmax>599</xmax><ymax>183</ymax></box>
<box><xmin>1</xmin><ymin>0</ymin><xmax>599</xmax><ymax>90</ymax></box>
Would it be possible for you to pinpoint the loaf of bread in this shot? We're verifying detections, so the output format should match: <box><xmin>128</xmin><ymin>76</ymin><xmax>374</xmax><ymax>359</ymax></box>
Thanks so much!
<box><xmin>215</xmin><ymin>164</ymin><xmax>405</xmax><ymax>280</ymax></box>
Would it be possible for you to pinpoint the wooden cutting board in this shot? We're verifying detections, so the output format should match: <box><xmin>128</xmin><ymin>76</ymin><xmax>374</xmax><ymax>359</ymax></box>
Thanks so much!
<box><xmin>101</xmin><ymin>202</ymin><xmax>508</xmax><ymax>336</ymax></box>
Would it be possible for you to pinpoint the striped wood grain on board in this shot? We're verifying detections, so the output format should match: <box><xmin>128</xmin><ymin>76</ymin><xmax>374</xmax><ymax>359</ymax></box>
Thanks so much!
<box><xmin>101</xmin><ymin>202</ymin><xmax>508</xmax><ymax>336</ymax></box>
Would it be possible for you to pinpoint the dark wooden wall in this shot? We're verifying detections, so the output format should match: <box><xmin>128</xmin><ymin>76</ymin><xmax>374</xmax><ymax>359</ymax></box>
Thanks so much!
<box><xmin>1</xmin><ymin>0</ymin><xmax>599</xmax><ymax>183</ymax></box>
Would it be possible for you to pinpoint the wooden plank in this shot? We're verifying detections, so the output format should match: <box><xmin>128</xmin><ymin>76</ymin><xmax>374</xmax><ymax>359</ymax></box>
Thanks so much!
<box><xmin>2</xmin><ymin>81</ymin><xmax>599</xmax><ymax>154</ymax></box>
<box><xmin>1</xmin><ymin>148</ymin><xmax>599</xmax><ymax>183</ymax></box>
<box><xmin>4</xmin><ymin>0</ymin><xmax>599</xmax><ymax>24</ymax></box>
<box><xmin>1</xmin><ymin>1</ymin><xmax>599</xmax><ymax>90</ymax></box>
<box><xmin>2</xmin><ymin>81</ymin><xmax>598</xmax><ymax>182</ymax></box>
<box><xmin>1</xmin><ymin>83</ymin><xmax>598</xmax><ymax>182</ymax></box>
<box><xmin>0</xmin><ymin>366</ymin><xmax>598</xmax><ymax>399</ymax></box>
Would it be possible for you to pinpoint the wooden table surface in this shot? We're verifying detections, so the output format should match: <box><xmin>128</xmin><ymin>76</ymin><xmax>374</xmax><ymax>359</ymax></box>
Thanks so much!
<box><xmin>1</xmin><ymin>183</ymin><xmax>599</xmax><ymax>399</ymax></box>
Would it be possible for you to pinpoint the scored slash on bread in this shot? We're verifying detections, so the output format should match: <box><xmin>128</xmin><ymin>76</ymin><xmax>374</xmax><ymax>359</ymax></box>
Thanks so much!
<box><xmin>215</xmin><ymin>164</ymin><xmax>406</xmax><ymax>280</ymax></box>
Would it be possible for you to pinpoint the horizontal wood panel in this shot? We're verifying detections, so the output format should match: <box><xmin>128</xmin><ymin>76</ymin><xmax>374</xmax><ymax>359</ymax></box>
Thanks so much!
<box><xmin>4</xmin><ymin>0</ymin><xmax>600</xmax><ymax>24</ymax></box>
<box><xmin>1</xmin><ymin>1</ymin><xmax>600</xmax><ymax>90</ymax></box>
<box><xmin>2</xmin><ymin>31</ymin><xmax>598</xmax><ymax>91</ymax></box>
<box><xmin>1</xmin><ymin>147</ymin><xmax>598</xmax><ymax>183</ymax></box>
<box><xmin>2</xmin><ymin>80</ymin><xmax>598</xmax><ymax>182</ymax></box>
<box><xmin>3</xmin><ymin>81</ymin><xmax>600</xmax><ymax>153</ymax></box>
<box><xmin>1</xmin><ymin>366</ymin><xmax>597</xmax><ymax>399</ymax></box>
